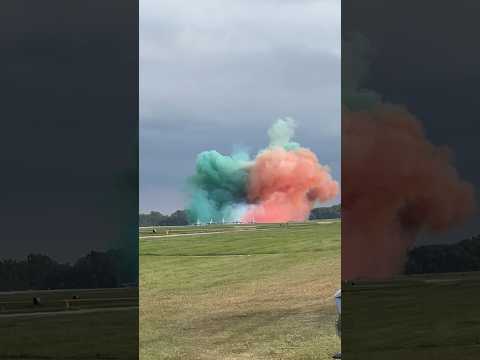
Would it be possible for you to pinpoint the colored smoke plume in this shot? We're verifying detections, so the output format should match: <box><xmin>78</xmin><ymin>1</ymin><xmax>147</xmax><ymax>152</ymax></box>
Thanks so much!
<box><xmin>187</xmin><ymin>118</ymin><xmax>339</xmax><ymax>223</ymax></box>
<box><xmin>243</xmin><ymin>147</ymin><xmax>338</xmax><ymax>223</ymax></box>
<box><xmin>342</xmin><ymin>34</ymin><xmax>476</xmax><ymax>281</ymax></box>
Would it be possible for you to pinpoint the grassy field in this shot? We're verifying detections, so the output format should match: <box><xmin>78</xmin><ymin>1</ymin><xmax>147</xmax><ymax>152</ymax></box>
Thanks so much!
<box><xmin>0</xmin><ymin>287</ymin><xmax>138</xmax><ymax>313</ymax></box>
<box><xmin>343</xmin><ymin>272</ymin><xmax>480</xmax><ymax>359</ymax></box>
<box><xmin>0</xmin><ymin>287</ymin><xmax>139</xmax><ymax>359</ymax></box>
<box><xmin>140</xmin><ymin>221</ymin><xmax>340</xmax><ymax>360</ymax></box>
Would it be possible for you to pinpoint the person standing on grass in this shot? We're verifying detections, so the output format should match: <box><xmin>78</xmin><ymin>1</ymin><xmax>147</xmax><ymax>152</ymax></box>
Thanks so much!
<box><xmin>333</xmin><ymin>289</ymin><xmax>341</xmax><ymax>359</ymax></box>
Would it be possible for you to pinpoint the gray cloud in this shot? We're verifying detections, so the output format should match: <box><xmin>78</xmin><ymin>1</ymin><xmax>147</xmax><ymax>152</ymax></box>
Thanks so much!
<box><xmin>140</xmin><ymin>0</ymin><xmax>340</xmax><ymax>213</ymax></box>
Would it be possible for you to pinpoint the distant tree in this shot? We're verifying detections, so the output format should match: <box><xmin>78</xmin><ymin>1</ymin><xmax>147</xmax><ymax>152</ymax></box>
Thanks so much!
<box><xmin>139</xmin><ymin>211</ymin><xmax>167</xmax><ymax>226</ymax></box>
<box><xmin>0</xmin><ymin>249</ymin><xmax>136</xmax><ymax>291</ymax></box>
<box><xmin>167</xmin><ymin>210</ymin><xmax>188</xmax><ymax>225</ymax></box>
<box><xmin>309</xmin><ymin>204</ymin><xmax>341</xmax><ymax>220</ymax></box>
<box><xmin>27</xmin><ymin>254</ymin><xmax>57</xmax><ymax>289</ymax></box>
<box><xmin>71</xmin><ymin>251</ymin><xmax>118</xmax><ymax>288</ymax></box>
<box><xmin>140</xmin><ymin>207</ymin><xmax>340</xmax><ymax>225</ymax></box>
<box><xmin>139</xmin><ymin>210</ymin><xmax>188</xmax><ymax>226</ymax></box>
<box><xmin>405</xmin><ymin>235</ymin><xmax>480</xmax><ymax>274</ymax></box>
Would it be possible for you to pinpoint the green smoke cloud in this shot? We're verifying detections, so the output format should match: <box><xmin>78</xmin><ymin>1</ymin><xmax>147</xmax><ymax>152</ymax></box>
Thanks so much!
<box><xmin>186</xmin><ymin>150</ymin><xmax>251</xmax><ymax>223</ymax></box>
<box><xmin>267</xmin><ymin>117</ymin><xmax>300</xmax><ymax>150</ymax></box>
<box><xmin>342</xmin><ymin>33</ymin><xmax>381</xmax><ymax>111</ymax></box>
<box><xmin>187</xmin><ymin>118</ymin><xmax>307</xmax><ymax>224</ymax></box>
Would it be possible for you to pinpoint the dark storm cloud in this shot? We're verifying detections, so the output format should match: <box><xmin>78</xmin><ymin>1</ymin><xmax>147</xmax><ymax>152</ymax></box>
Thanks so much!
<box><xmin>140</xmin><ymin>0</ymin><xmax>341</xmax><ymax>213</ymax></box>
<box><xmin>343</xmin><ymin>0</ymin><xmax>480</xmax><ymax>244</ymax></box>
<box><xmin>0</xmin><ymin>0</ymin><xmax>137</xmax><ymax>260</ymax></box>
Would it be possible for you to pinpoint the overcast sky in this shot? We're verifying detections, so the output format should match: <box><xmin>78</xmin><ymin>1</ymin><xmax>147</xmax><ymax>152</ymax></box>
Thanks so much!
<box><xmin>140</xmin><ymin>0</ymin><xmax>341</xmax><ymax>214</ymax></box>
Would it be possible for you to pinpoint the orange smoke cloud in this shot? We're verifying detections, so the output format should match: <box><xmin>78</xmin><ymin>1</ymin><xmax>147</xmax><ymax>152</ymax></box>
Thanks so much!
<box><xmin>242</xmin><ymin>147</ymin><xmax>339</xmax><ymax>223</ymax></box>
<box><xmin>342</xmin><ymin>104</ymin><xmax>476</xmax><ymax>280</ymax></box>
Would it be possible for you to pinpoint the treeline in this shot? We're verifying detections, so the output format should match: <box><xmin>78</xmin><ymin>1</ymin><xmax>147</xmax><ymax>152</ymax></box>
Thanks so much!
<box><xmin>0</xmin><ymin>249</ymin><xmax>137</xmax><ymax>291</ymax></box>
<box><xmin>309</xmin><ymin>204</ymin><xmax>341</xmax><ymax>220</ymax></box>
<box><xmin>139</xmin><ymin>210</ymin><xmax>188</xmax><ymax>227</ymax></box>
<box><xmin>406</xmin><ymin>235</ymin><xmax>480</xmax><ymax>274</ymax></box>
<box><xmin>140</xmin><ymin>205</ymin><xmax>341</xmax><ymax>227</ymax></box>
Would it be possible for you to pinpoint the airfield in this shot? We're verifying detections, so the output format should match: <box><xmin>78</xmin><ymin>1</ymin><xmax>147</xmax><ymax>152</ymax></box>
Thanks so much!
<box><xmin>0</xmin><ymin>287</ymin><xmax>138</xmax><ymax>359</ymax></box>
<box><xmin>140</xmin><ymin>220</ymin><xmax>341</xmax><ymax>360</ymax></box>
<box><xmin>343</xmin><ymin>271</ymin><xmax>480</xmax><ymax>359</ymax></box>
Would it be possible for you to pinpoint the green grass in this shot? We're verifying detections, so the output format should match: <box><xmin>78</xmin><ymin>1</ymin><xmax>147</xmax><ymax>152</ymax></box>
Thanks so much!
<box><xmin>0</xmin><ymin>287</ymin><xmax>138</xmax><ymax>313</ymax></box>
<box><xmin>0</xmin><ymin>288</ymin><xmax>138</xmax><ymax>359</ymax></box>
<box><xmin>139</xmin><ymin>220</ymin><xmax>338</xmax><ymax>236</ymax></box>
<box><xmin>140</xmin><ymin>221</ymin><xmax>340</xmax><ymax>360</ymax></box>
<box><xmin>1</xmin><ymin>309</ymin><xmax>138</xmax><ymax>359</ymax></box>
<box><xmin>343</xmin><ymin>272</ymin><xmax>480</xmax><ymax>359</ymax></box>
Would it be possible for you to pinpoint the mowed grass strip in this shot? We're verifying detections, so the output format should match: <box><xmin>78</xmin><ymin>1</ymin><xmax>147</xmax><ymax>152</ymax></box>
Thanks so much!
<box><xmin>0</xmin><ymin>303</ymin><xmax>138</xmax><ymax>359</ymax></box>
<box><xmin>140</xmin><ymin>223</ymin><xmax>339</xmax><ymax>256</ymax></box>
<box><xmin>343</xmin><ymin>272</ymin><xmax>480</xmax><ymax>360</ymax></box>
<box><xmin>140</xmin><ymin>222</ymin><xmax>340</xmax><ymax>360</ymax></box>
<box><xmin>0</xmin><ymin>287</ymin><xmax>138</xmax><ymax>314</ymax></box>
<box><xmin>139</xmin><ymin>221</ymin><xmax>339</xmax><ymax>237</ymax></box>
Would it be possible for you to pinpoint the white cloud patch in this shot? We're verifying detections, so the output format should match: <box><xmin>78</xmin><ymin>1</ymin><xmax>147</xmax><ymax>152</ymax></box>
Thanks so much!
<box><xmin>140</xmin><ymin>0</ymin><xmax>340</xmax><ymax>212</ymax></box>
